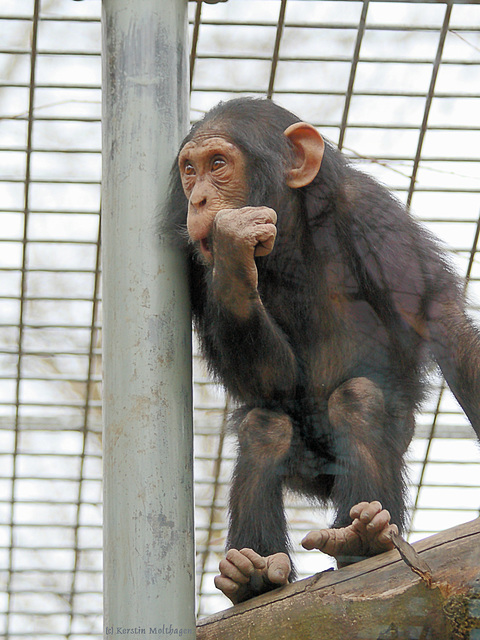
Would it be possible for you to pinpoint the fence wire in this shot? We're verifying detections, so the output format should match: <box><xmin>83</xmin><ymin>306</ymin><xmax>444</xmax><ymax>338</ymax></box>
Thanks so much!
<box><xmin>0</xmin><ymin>0</ymin><xmax>479</xmax><ymax>635</ymax></box>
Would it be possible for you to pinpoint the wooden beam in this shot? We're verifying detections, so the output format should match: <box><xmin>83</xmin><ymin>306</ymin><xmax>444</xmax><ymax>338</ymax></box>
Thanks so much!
<box><xmin>197</xmin><ymin>518</ymin><xmax>480</xmax><ymax>639</ymax></box>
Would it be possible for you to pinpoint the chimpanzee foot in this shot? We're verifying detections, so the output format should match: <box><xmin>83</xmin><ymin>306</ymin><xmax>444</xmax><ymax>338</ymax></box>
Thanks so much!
<box><xmin>301</xmin><ymin>501</ymin><xmax>398</xmax><ymax>567</ymax></box>
<box><xmin>214</xmin><ymin>548</ymin><xmax>291</xmax><ymax>604</ymax></box>
<box><xmin>215</xmin><ymin>502</ymin><xmax>396</xmax><ymax>602</ymax></box>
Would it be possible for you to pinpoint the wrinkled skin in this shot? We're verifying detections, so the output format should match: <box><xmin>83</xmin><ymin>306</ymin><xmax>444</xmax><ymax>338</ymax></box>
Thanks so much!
<box><xmin>215</xmin><ymin>501</ymin><xmax>397</xmax><ymax>604</ymax></box>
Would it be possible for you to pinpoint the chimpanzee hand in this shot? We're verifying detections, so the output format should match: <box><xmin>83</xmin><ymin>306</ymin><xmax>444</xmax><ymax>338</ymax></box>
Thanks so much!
<box><xmin>211</xmin><ymin>206</ymin><xmax>277</xmax><ymax>316</ymax></box>
<box><xmin>301</xmin><ymin>501</ymin><xmax>398</xmax><ymax>567</ymax></box>
<box><xmin>214</xmin><ymin>547</ymin><xmax>290</xmax><ymax>604</ymax></box>
<box><xmin>213</xmin><ymin>206</ymin><xmax>278</xmax><ymax>260</ymax></box>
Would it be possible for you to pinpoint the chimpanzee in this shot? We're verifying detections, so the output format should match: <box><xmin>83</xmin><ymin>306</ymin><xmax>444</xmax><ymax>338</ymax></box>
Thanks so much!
<box><xmin>164</xmin><ymin>97</ymin><xmax>480</xmax><ymax>604</ymax></box>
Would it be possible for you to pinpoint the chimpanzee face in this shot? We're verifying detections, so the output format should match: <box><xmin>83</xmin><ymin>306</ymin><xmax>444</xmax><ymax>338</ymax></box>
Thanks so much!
<box><xmin>178</xmin><ymin>132</ymin><xmax>247</xmax><ymax>262</ymax></box>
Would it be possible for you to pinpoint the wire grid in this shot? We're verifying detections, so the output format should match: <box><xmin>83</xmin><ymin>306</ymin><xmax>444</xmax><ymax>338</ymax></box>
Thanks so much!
<box><xmin>0</xmin><ymin>0</ymin><xmax>479</xmax><ymax>634</ymax></box>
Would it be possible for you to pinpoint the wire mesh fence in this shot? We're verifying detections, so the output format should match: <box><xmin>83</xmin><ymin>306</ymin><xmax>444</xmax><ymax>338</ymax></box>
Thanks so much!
<box><xmin>0</xmin><ymin>0</ymin><xmax>479</xmax><ymax>635</ymax></box>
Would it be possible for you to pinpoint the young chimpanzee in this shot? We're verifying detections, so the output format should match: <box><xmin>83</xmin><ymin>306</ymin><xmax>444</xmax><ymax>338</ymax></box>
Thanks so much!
<box><xmin>164</xmin><ymin>97</ymin><xmax>480</xmax><ymax>604</ymax></box>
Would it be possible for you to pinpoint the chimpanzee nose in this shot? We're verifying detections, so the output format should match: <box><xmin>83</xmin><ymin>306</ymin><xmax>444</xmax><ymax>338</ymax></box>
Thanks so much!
<box><xmin>190</xmin><ymin>181</ymin><xmax>209</xmax><ymax>211</ymax></box>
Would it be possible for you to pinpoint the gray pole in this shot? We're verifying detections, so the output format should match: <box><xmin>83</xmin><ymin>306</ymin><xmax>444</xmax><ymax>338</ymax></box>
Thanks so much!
<box><xmin>101</xmin><ymin>2</ymin><xmax>194</xmax><ymax>639</ymax></box>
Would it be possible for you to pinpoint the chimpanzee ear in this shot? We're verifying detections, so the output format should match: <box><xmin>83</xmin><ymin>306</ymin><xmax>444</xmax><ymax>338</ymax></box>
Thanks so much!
<box><xmin>284</xmin><ymin>122</ymin><xmax>325</xmax><ymax>188</ymax></box>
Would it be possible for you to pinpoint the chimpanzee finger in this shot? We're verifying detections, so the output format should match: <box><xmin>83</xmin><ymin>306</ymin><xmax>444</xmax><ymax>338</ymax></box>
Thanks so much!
<box><xmin>254</xmin><ymin>224</ymin><xmax>277</xmax><ymax>256</ymax></box>
<box><xmin>376</xmin><ymin>523</ymin><xmax>398</xmax><ymax>546</ymax></box>
<box><xmin>349</xmin><ymin>501</ymin><xmax>371</xmax><ymax>520</ymax></box>
<box><xmin>238</xmin><ymin>547</ymin><xmax>268</xmax><ymax>571</ymax></box>
<box><xmin>301</xmin><ymin>529</ymin><xmax>330</xmax><ymax>551</ymax></box>
<box><xmin>265</xmin><ymin>552</ymin><xmax>291</xmax><ymax>585</ymax></box>
<box><xmin>244</xmin><ymin>206</ymin><xmax>278</xmax><ymax>226</ymax></box>
<box><xmin>218</xmin><ymin>560</ymin><xmax>250</xmax><ymax>585</ymax></box>
<box><xmin>350</xmin><ymin>500</ymin><xmax>384</xmax><ymax>524</ymax></box>
<box><xmin>219</xmin><ymin>549</ymin><xmax>257</xmax><ymax>583</ymax></box>
<box><xmin>365</xmin><ymin>508</ymin><xmax>392</xmax><ymax>532</ymax></box>
<box><xmin>214</xmin><ymin>574</ymin><xmax>240</xmax><ymax>597</ymax></box>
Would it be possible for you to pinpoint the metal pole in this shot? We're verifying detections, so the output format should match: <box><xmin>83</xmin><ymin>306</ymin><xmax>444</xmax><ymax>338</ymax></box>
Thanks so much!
<box><xmin>101</xmin><ymin>1</ymin><xmax>194</xmax><ymax>638</ymax></box>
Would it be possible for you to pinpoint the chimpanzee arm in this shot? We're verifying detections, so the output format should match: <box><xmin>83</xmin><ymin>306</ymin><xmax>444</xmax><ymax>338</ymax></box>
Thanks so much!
<box><xmin>426</xmin><ymin>298</ymin><xmax>480</xmax><ymax>434</ymax></box>
<box><xmin>337</xmin><ymin>175</ymin><xmax>480</xmax><ymax>436</ymax></box>
<box><xmin>199</xmin><ymin>206</ymin><xmax>298</xmax><ymax>404</ymax></box>
<box><xmin>199</xmin><ymin>281</ymin><xmax>298</xmax><ymax>404</ymax></box>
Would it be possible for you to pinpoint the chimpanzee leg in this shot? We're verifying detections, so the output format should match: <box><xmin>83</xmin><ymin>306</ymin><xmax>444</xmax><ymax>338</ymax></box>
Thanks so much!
<box><xmin>327</xmin><ymin>377</ymin><xmax>410</xmax><ymax>533</ymax></box>
<box><xmin>227</xmin><ymin>408</ymin><xmax>293</xmax><ymax>562</ymax></box>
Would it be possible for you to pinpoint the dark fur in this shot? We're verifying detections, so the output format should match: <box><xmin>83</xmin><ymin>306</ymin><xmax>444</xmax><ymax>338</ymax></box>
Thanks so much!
<box><xmin>164</xmin><ymin>98</ymin><xmax>480</xmax><ymax>595</ymax></box>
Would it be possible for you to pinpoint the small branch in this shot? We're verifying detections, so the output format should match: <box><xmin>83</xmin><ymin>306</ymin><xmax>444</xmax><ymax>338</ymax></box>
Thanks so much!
<box><xmin>390</xmin><ymin>531</ymin><xmax>433</xmax><ymax>587</ymax></box>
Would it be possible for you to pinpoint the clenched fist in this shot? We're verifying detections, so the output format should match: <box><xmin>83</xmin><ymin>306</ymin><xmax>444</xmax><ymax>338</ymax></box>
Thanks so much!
<box><xmin>213</xmin><ymin>206</ymin><xmax>278</xmax><ymax>258</ymax></box>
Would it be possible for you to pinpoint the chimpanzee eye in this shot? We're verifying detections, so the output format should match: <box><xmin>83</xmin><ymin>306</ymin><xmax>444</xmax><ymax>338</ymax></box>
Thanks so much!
<box><xmin>211</xmin><ymin>157</ymin><xmax>227</xmax><ymax>172</ymax></box>
<box><xmin>184</xmin><ymin>162</ymin><xmax>195</xmax><ymax>177</ymax></box>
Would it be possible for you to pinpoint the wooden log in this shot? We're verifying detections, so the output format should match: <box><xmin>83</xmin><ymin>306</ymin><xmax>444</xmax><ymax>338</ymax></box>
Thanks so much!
<box><xmin>197</xmin><ymin>518</ymin><xmax>480</xmax><ymax>640</ymax></box>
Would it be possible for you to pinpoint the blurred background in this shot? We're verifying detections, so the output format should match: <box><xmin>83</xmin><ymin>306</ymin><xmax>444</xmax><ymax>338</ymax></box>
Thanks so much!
<box><xmin>0</xmin><ymin>0</ymin><xmax>479</xmax><ymax>636</ymax></box>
